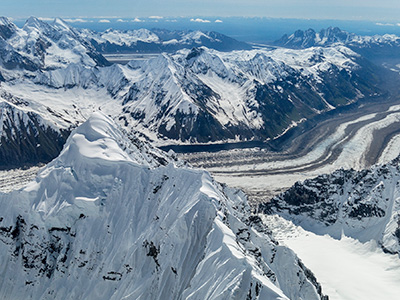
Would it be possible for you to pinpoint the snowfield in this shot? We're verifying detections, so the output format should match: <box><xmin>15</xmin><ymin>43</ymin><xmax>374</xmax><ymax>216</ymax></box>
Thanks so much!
<box><xmin>263</xmin><ymin>215</ymin><xmax>400</xmax><ymax>300</ymax></box>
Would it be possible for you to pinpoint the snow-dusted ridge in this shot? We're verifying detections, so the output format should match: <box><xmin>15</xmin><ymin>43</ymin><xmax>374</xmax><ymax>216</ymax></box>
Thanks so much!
<box><xmin>0</xmin><ymin>16</ymin><xmax>109</xmax><ymax>70</ymax></box>
<box><xmin>275</xmin><ymin>26</ymin><xmax>400</xmax><ymax>49</ymax></box>
<box><xmin>0</xmin><ymin>113</ymin><xmax>326</xmax><ymax>299</ymax></box>
<box><xmin>80</xmin><ymin>27</ymin><xmax>252</xmax><ymax>53</ymax></box>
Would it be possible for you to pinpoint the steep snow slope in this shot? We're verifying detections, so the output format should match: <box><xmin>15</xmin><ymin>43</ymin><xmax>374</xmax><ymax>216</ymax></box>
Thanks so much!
<box><xmin>261</xmin><ymin>157</ymin><xmax>400</xmax><ymax>255</ymax></box>
<box><xmin>27</xmin><ymin>45</ymin><xmax>380</xmax><ymax>145</ymax></box>
<box><xmin>0</xmin><ymin>113</ymin><xmax>326</xmax><ymax>300</ymax></box>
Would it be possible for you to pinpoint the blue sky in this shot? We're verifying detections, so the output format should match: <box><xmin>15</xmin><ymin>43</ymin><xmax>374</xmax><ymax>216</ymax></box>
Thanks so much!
<box><xmin>2</xmin><ymin>0</ymin><xmax>400</xmax><ymax>21</ymax></box>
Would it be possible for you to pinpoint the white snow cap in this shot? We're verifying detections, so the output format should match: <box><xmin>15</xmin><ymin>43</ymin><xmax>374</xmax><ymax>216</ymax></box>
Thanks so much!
<box><xmin>52</xmin><ymin>112</ymin><xmax>173</xmax><ymax>169</ymax></box>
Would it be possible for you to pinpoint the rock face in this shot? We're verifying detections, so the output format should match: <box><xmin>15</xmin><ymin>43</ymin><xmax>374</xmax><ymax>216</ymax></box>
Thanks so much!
<box><xmin>261</xmin><ymin>157</ymin><xmax>400</xmax><ymax>255</ymax></box>
<box><xmin>0</xmin><ymin>113</ymin><xmax>326</xmax><ymax>300</ymax></box>
<box><xmin>0</xmin><ymin>102</ymin><xmax>69</xmax><ymax>169</ymax></box>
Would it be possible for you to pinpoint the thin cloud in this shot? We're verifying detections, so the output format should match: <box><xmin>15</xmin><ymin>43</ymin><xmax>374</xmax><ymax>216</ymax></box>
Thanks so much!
<box><xmin>99</xmin><ymin>19</ymin><xmax>110</xmax><ymax>23</ymax></box>
<box><xmin>132</xmin><ymin>18</ymin><xmax>144</xmax><ymax>22</ymax></box>
<box><xmin>149</xmin><ymin>16</ymin><xmax>163</xmax><ymax>19</ymax></box>
<box><xmin>64</xmin><ymin>18</ymin><xmax>88</xmax><ymax>23</ymax></box>
<box><xmin>376</xmin><ymin>22</ymin><xmax>395</xmax><ymax>26</ymax></box>
<box><xmin>38</xmin><ymin>17</ymin><xmax>54</xmax><ymax>21</ymax></box>
<box><xmin>190</xmin><ymin>18</ymin><xmax>211</xmax><ymax>23</ymax></box>
<box><xmin>116</xmin><ymin>19</ymin><xmax>125</xmax><ymax>22</ymax></box>
<box><xmin>215</xmin><ymin>19</ymin><xmax>223</xmax><ymax>23</ymax></box>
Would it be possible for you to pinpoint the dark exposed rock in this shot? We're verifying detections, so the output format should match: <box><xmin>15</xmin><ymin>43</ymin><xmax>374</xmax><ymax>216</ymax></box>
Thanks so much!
<box><xmin>143</xmin><ymin>240</ymin><xmax>160</xmax><ymax>268</ymax></box>
<box><xmin>0</xmin><ymin>105</ymin><xmax>70</xmax><ymax>169</ymax></box>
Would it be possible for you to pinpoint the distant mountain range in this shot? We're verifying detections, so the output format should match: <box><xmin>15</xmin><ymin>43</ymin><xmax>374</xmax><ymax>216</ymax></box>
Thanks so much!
<box><xmin>0</xmin><ymin>17</ymin><xmax>398</xmax><ymax>169</ymax></box>
<box><xmin>81</xmin><ymin>27</ymin><xmax>252</xmax><ymax>53</ymax></box>
<box><xmin>0</xmin><ymin>16</ymin><xmax>250</xmax><ymax>72</ymax></box>
<box><xmin>275</xmin><ymin>26</ymin><xmax>400</xmax><ymax>49</ymax></box>
<box><xmin>0</xmin><ymin>16</ymin><xmax>109</xmax><ymax>70</ymax></box>
<box><xmin>275</xmin><ymin>26</ymin><xmax>400</xmax><ymax>61</ymax></box>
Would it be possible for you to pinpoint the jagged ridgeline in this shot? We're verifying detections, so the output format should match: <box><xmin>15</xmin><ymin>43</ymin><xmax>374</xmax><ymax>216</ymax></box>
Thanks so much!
<box><xmin>275</xmin><ymin>26</ymin><xmax>400</xmax><ymax>61</ymax></box>
<box><xmin>83</xmin><ymin>28</ymin><xmax>252</xmax><ymax>53</ymax></box>
<box><xmin>0</xmin><ymin>17</ymin><xmax>390</xmax><ymax>169</ymax></box>
<box><xmin>0</xmin><ymin>113</ymin><xmax>327</xmax><ymax>300</ymax></box>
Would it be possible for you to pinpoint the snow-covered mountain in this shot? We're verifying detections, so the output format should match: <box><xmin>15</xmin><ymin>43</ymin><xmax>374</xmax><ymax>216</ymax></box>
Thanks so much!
<box><xmin>0</xmin><ymin>16</ymin><xmax>109</xmax><ymax>70</ymax></box>
<box><xmin>0</xmin><ymin>112</ymin><xmax>327</xmax><ymax>300</ymax></box>
<box><xmin>30</xmin><ymin>45</ymin><xmax>381</xmax><ymax>143</ymax></box>
<box><xmin>0</xmin><ymin>17</ymin><xmax>387</xmax><ymax>168</ymax></box>
<box><xmin>275</xmin><ymin>27</ymin><xmax>400</xmax><ymax>63</ymax></box>
<box><xmin>79</xmin><ymin>27</ymin><xmax>252</xmax><ymax>53</ymax></box>
<box><xmin>275</xmin><ymin>27</ymin><xmax>355</xmax><ymax>49</ymax></box>
<box><xmin>261</xmin><ymin>156</ymin><xmax>400</xmax><ymax>255</ymax></box>
<box><xmin>275</xmin><ymin>26</ymin><xmax>400</xmax><ymax>49</ymax></box>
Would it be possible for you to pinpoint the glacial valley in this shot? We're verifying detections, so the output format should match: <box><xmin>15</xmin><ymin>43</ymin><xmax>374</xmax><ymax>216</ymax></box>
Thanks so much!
<box><xmin>2</xmin><ymin>17</ymin><xmax>400</xmax><ymax>300</ymax></box>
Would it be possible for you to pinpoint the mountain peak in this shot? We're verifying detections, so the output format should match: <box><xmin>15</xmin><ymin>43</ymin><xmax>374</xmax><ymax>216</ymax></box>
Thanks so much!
<box><xmin>276</xmin><ymin>26</ymin><xmax>353</xmax><ymax>48</ymax></box>
<box><xmin>0</xmin><ymin>113</ymin><xmax>325</xmax><ymax>300</ymax></box>
<box><xmin>186</xmin><ymin>47</ymin><xmax>206</xmax><ymax>61</ymax></box>
<box><xmin>24</xmin><ymin>16</ymin><xmax>44</xmax><ymax>28</ymax></box>
<box><xmin>60</xmin><ymin>112</ymin><xmax>133</xmax><ymax>162</ymax></box>
<box><xmin>23</xmin><ymin>16</ymin><xmax>54</xmax><ymax>34</ymax></box>
<box><xmin>52</xmin><ymin>17</ymin><xmax>73</xmax><ymax>32</ymax></box>
<box><xmin>0</xmin><ymin>16</ymin><xmax>18</xmax><ymax>40</ymax></box>
<box><xmin>53</xmin><ymin>112</ymin><xmax>171</xmax><ymax>170</ymax></box>
<box><xmin>0</xmin><ymin>16</ymin><xmax>14</xmax><ymax>27</ymax></box>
